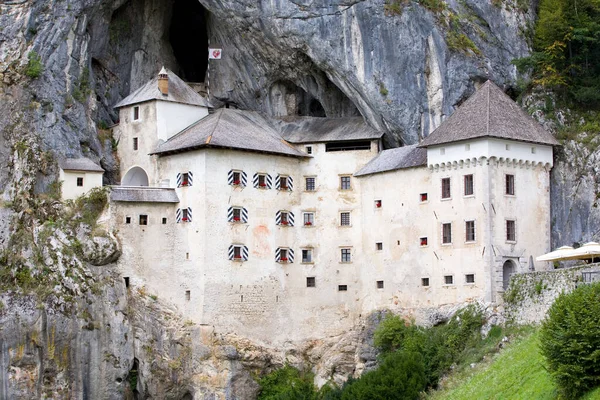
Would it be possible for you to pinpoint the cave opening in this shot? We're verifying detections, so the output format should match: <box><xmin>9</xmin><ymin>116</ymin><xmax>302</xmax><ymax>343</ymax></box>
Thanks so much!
<box><xmin>169</xmin><ymin>0</ymin><xmax>209</xmax><ymax>82</ymax></box>
<box><xmin>270</xmin><ymin>80</ymin><xmax>327</xmax><ymax>117</ymax></box>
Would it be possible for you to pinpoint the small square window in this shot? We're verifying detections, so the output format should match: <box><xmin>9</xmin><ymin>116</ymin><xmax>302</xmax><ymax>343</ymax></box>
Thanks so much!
<box><xmin>374</xmin><ymin>200</ymin><xmax>382</xmax><ymax>208</ymax></box>
<box><xmin>341</xmin><ymin>248</ymin><xmax>352</xmax><ymax>263</ymax></box>
<box><xmin>133</xmin><ymin>106</ymin><xmax>140</xmax><ymax>120</ymax></box>
<box><xmin>232</xmin><ymin>171</ymin><xmax>241</xmax><ymax>185</ymax></box>
<box><xmin>303</xmin><ymin>212</ymin><xmax>314</xmax><ymax>226</ymax></box>
<box><xmin>464</xmin><ymin>174</ymin><xmax>474</xmax><ymax>196</ymax></box>
<box><xmin>305</xmin><ymin>145</ymin><xmax>313</xmax><ymax>155</ymax></box>
<box><xmin>465</xmin><ymin>220</ymin><xmax>475</xmax><ymax>242</ymax></box>
<box><xmin>340</xmin><ymin>176</ymin><xmax>351</xmax><ymax>190</ymax></box>
<box><xmin>376</xmin><ymin>242</ymin><xmax>383</xmax><ymax>251</ymax></box>
<box><xmin>441</xmin><ymin>178</ymin><xmax>451</xmax><ymax>199</ymax></box>
<box><xmin>125</xmin><ymin>216</ymin><xmax>131</xmax><ymax>224</ymax></box>
<box><xmin>420</xmin><ymin>193</ymin><xmax>428</xmax><ymax>202</ymax></box>
<box><xmin>279</xmin><ymin>176</ymin><xmax>288</xmax><ymax>190</ymax></box>
<box><xmin>421</xmin><ymin>278</ymin><xmax>430</xmax><ymax>287</ymax></box>
<box><xmin>506</xmin><ymin>174</ymin><xmax>515</xmax><ymax>196</ymax></box>
<box><xmin>442</xmin><ymin>223</ymin><xmax>452</xmax><ymax>244</ymax></box>
<box><xmin>465</xmin><ymin>274</ymin><xmax>475</xmax><ymax>284</ymax></box>
<box><xmin>181</xmin><ymin>173</ymin><xmax>190</xmax><ymax>186</ymax></box>
<box><xmin>506</xmin><ymin>220</ymin><xmax>516</xmax><ymax>242</ymax></box>
<box><xmin>305</xmin><ymin>177</ymin><xmax>315</xmax><ymax>191</ymax></box>
<box><xmin>76</xmin><ymin>177</ymin><xmax>84</xmax><ymax>187</ymax></box>
<box><xmin>340</xmin><ymin>212</ymin><xmax>351</xmax><ymax>226</ymax></box>
<box><xmin>133</xmin><ymin>137</ymin><xmax>139</xmax><ymax>151</ymax></box>
<box><xmin>258</xmin><ymin>174</ymin><xmax>267</xmax><ymax>188</ymax></box>
<box><xmin>139</xmin><ymin>215</ymin><xmax>148</xmax><ymax>225</ymax></box>
<box><xmin>162</xmin><ymin>217</ymin><xmax>167</xmax><ymax>224</ymax></box>
<box><xmin>376</xmin><ymin>280</ymin><xmax>384</xmax><ymax>289</ymax></box>
<box><xmin>420</xmin><ymin>237</ymin><xmax>428</xmax><ymax>246</ymax></box>
<box><xmin>338</xmin><ymin>285</ymin><xmax>348</xmax><ymax>291</ymax></box>
<box><xmin>302</xmin><ymin>249</ymin><xmax>313</xmax><ymax>263</ymax></box>
<box><xmin>307</xmin><ymin>277</ymin><xmax>316</xmax><ymax>287</ymax></box>
<box><xmin>444</xmin><ymin>275</ymin><xmax>454</xmax><ymax>285</ymax></box>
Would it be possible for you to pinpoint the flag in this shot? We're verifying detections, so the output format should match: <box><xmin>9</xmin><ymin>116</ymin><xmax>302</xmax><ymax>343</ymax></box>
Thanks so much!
<box><xmin>208</xmin><ymin>48</ymin><xmax>222</xmax><ymax>59</ymax></box>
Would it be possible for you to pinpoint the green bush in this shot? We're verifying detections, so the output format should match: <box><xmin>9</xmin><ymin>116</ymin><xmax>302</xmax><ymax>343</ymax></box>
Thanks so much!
<box><xmin>540</xmin><ymin>282</ymin><xmax>600</xmax><ymax>398</ymax></box>
<box><xmin>340</xmin><ymin>351</ymin><xmax>427</xmax><ymax>400</ymax></box>
<box><xmin>258</xmin><ymin>365</ymin><xmax>319</xmax><ymax>400</ymax></box>
<box><xmin>25</xmin><ymin>51</ymin><xmax>43</xmax><ymax>79</ymax></box>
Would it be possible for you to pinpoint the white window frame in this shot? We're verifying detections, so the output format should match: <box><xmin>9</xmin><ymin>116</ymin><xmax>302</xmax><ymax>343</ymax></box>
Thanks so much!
<box><xmin>301</xmin><ymin>248</ymin><xmax>314</xmax><ymax>264</ymax></box>
<box><xmin>340</xmin><ymin>211</ymin><xmax>351</xmax><ymax>227</ymax></box>
<box><xmin>506</xmin><ymin>219</ymin><xmax>517</xmax><ymax>243</ymax></box>
<box><xmin>465</xmin><ymin>273</ymin><xmax>476</xmax><ymax>285</ymax></box>
<box><xmin>463</xmin><ymin>174</ymin><xmax>474</xmax><ymax>197</ymax></box>
<box><xmin>340</xmin><ymin>247</ymin><xmax>352</xmax><ymax>263</ymax></box>
<box><xmin>304</xmin><ymin>176</ymin><xmax>316</xmax><ymax>192</ymax></box>
<box><xmin>465</xmin><ymin>220</ymin><xmax>476</xmax><ymax>243</ymax></box>
<box><xmin>441</xmin><ymin>222</ymin><xmax>452</xmax><ymax>245</ymax></box>
<box><xmin>505</xmin><ymin>174</ymin><xmax>516</xmax><ymax>196</ymax></box>
<box><xmin>420</xmin><ymin>192</ymin><xmax>428</xmax><ymax>203</ymax></box>
<box><xmin>441</xmin><ymin>177</ymin><xmax>451</xmax><ymax>200</ymax></box>
<box><xmin>303</xmin><ymin>212</ymin><xmax>315</xmax><ymax>227</ymax></box>
<box><xmin>420</xmin><ymin>237</ymin><xmax>428</xmax><ymax>247</ymax></box>
<box><xmin>339</xmin><ymin>175</ymin><xmax>352</xmax><ymax>191</ymax></box>
<box><xmin>443</xmin><ymin>275</ymin><xmax>455</xmax><ymax>286</ymax></box>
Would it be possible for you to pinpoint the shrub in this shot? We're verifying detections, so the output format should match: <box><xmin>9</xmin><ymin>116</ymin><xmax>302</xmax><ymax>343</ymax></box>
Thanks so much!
<box><xmin>340</xmin><ymin>351</ymin><xmax>427</xmax><ymax>400</ymax></box>
<box><xmin>25</xmin><ymin>51</ymin><xmax>43</xmax><ymax>79</ymax></box>
<box><xmin>258</xmin><ymin>365</ymin><xmax>319</xmax><ymax>400</ymax></box>
<box><xmin>540</xmin><ymin>282</ymin><xmax>600</xmax><ymax>398</ymax></box>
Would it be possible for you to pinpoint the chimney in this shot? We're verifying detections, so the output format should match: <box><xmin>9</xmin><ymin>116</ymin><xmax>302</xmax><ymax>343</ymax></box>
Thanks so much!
<box><xmin>158</xmin><ymin>67</ymin><xmax>169</xmax><ymax>96</ymax></box>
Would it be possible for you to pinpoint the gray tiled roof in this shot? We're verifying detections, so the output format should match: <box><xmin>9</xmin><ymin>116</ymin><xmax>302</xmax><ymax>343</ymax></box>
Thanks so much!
<box><xmin>151</xmin><ymin>108</ymin><xmax>308</xmax><ymax>158</ymax></box>
<box><xmin>354</xmin><ymin>145</ymin><xmax>427</xmax><ymax>177</ymax></box>
<box><xmin>110</xmin><ymin>187</ymin><xmax>179</xmax><ymax>203</ymax></box>
<box><xmin>114</xmin><ymin>68</ymin><xmax>209</xmax><ymax>109</ymax></box>
<box><xmin>419</xmin><ymin>80</ymin><xmax>559</xmax><ymax>147</ymax></box>
<box><xmin>278</xmin><ymin>117</ymin><xmax>383</xmax><ymax>143</ymax></box>
<box><xmin>59</xmin><ymin>157</ymin><xmax>104</xmax><ymax>172</ymax></box>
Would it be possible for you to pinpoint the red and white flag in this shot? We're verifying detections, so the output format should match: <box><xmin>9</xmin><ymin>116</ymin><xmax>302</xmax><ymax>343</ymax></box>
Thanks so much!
<box><xmin>208</xmin><ymin>48</ymin><xmax>222</xmax><ymax>59</ymax></box>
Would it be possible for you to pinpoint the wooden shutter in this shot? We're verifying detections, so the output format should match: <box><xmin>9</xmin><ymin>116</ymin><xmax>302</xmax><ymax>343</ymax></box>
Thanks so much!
<box><xmin>288</xmin><ymin>211</ymin><xmax>295</xmax><ymax>226</ymax></box>
<box><xmin>227</xmin><ymin>170</ymin><xmax>234</xmax><ymax>185</ymax></box>
<box><xmin>242</xmin><ymin>246</ymin><xmax>249</xmax><ymax>261</ymax></box>
<box><xmin>286</xmin><ymin>176</ymin><xmax>293</xmax><ymax>191</ymax></box>
<box><xmin>266</xmin><ymin>174</ymin><xmax>273</xmax><ymax>189</ymax></box>
<box><xmin>187</xmin><ymin>171</ymin><xmax>193</xmax><ymax>186</ymax></box>
<box><xmin>274</xmin><ymin>174</ymin><xmax>281</xmax><ymax>190</ymax></box>
<box><xmin>241</xmin><ymin>171</ymin><xmax>247</xmax><ymax>187</ymax></box>
<box><xmin>176</xmin><ymin>208</ymin><xmax>182</xmax><ymax>223</ymax></box>
<box><xmin>288</xmin><ymin>248</ymin><xmax>294</xmax><ymax>263</ymax></box>
<box><xmin>275</xmin><ymin>210</ymin><xmax>281</xmax><ymax>225</ymax></box>
<box><xmin>176</xmin><ymin>173</ymin><xmax>182</xmax><ymax>187</ymax></box>
<box><xmin>242</xmin><ymin>207</ymin><xmax>248</xmax><ymax>223</ymax></box>
<box><xmin>187</xmin><ymin>207</ymin><xmax>192</xmax><ymax>222</ymax></box>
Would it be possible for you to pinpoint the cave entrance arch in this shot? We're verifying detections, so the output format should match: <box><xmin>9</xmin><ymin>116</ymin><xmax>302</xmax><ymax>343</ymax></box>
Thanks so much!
<box><xmin>169</xmin><ymin>0</ymin><xmax>209</xmax><ymax>82</ymax></box>
<box><xmin>269</xmin><ymin>80</ymin><xmax>326</xmax><ymax>117</ymax></box>
<box><xmin>122</xmin><ymin>167</ymin><xmax>149</xmax><ymax>186</ymax></box>
<box><xmin>502</xmin><ymin>259</ymin><xmax>516</xmax><ymax>290</ymax></box>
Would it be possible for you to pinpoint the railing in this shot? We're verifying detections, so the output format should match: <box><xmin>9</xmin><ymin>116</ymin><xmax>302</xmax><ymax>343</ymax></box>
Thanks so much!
<box><xmin>581</xmin><ymin>271</ymin><xmax>600</xmax><ymax>284</ymax></box>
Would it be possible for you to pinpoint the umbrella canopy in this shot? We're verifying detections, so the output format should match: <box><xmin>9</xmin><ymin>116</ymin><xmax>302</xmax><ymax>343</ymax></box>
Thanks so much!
<box><xmin>568</xmin><ymin>242</ymin><xmax>600</xmax><ymax>260</ymax></box>
<box><xmin>536</xmin><ymin>246</ymin><xmax>575</xmax><ymax>262</ymax></box>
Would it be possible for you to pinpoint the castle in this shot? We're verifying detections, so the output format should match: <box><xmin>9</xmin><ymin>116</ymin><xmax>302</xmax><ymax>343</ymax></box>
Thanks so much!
<box><xmin>69</xmin><ymin>68</ymin><xmax>558</xmax><ymax>342</ymax></box>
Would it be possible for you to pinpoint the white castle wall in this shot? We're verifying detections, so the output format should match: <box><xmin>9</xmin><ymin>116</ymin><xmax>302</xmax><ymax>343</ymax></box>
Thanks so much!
<box><xmin>59</xmin><ymin>169</ymin><xmax>104</xmax><ymax>200</ymax></box>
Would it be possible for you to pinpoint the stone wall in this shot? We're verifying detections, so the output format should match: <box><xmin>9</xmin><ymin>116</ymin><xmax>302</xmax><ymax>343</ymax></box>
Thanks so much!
<box><xmin>504</xmin><ymin>263</ymin><xmax>600</xmax><ymax>325</ymax></box>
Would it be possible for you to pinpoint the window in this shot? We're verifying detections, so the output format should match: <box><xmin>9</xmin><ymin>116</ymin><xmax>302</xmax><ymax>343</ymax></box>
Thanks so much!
<box><xmin>182</xmin><ymin>209</ymin><xmax>190</xmax><ymax>222</ymax></box>
<box><xmin>440</xmin><ymin>148</ymin><xmax>445</xmax><ymax>155</ymax></box>
<box><xmin>338</xmin><ymin>285</ymin><xmax>348</xmax><ymax>291</ymax></box>
<box><xmin>302</xmin><ymin>249</ymin><xmax>313</xmax><ymax>263</ymax></box>
<box><xmin>442</xmin><ymin>223</ymin><xmax>452</xmax><ymax>244</ymax></box>
<box><xmin>421</xmin><ymin>278</ymin><xmax>430</xmax><ymax>287</ymax></box>
<box><xmin>340</xmin><ymin>176</ymin><xmax>351</xmax><ymax>190</ymax></box>
<box><xmin>420</xmin><ymin>237</ymin><xmax>428</xmax><ymax>246</ymax></box>
<box><xmin>76</xmin><ymin>177</ymin><xmax>84</xmax><ymax>187</ymax></box>
<box><xmin>506</xmin><ymin>144</ymin><xmax>511</xmax><ymax>151</ymax></box>
<box><xmin>232</xmin><ymin>208</ymin><xmax>242</xmax><ymax>222</ymax></box>
<box><xmin>303</xmin><ymin>212</ymin><xmax>314</xmax><ymax>226</ymax></box>
<box><xmin>376</xmin><ymin>242</ymin><xmax>383</xmax><ymax>251</ymax></box>
<box><xmin>229</xmin><ymin>244</ymin><xmax>248</xmax><ymax>261</ymax></box>
<box><xmin>124</xmin><ymin>277</ymin><xmax>130</xmax><ymax>288</ymax></box>
<box><xmin>374</xmin><ymin>200</ymin><xmax>382</xmax><ymax>208</ymax></box>
<box><xmin>133</xmin><ymin>137</ymin><xmax>139</xmax><ymax>151</ymax></box>
<box><xmin>305</xmin><ymin>145</ymin><xmax>313</xmax><ymax>154</ymax></box>
<box><xmin>377</xmin><ymin>280</ymin><xmax>384</xmax><ymax>289</ymax></box>
<box><xmin>420</xmin><ymin>193</ymin><xmax>428</xmax><ymax>202</ymax></box>
<box><xmin>280</xmin><ymin>249</ymin><xmax>288</xmax><ymax>261</ymax></box>
<box><xmin>531</xmin><ymin>147</ymin><xmax>537</xmax><ymax>154</ymax></box>
<box><xmin>232</xmin><ymin>171</ymin><xmax>241</xmax><ymax>185</ymax></box>
<box><xmin>465</xmin><ymin>274</ymin><xmax>475</xmax><ymax>284</ymax></box>
<box><xmin>506</xmin><ymin>174</ymin><xmax>515</xmax><ymax>195</ymax></box>
<box><xmin>305</xmin><ymin>177</ymin><xmax>316</xmax><ymax>191</ymax></box>
<box><xmin>340</xmin><ymin>212</ymin><xmax>351</xmax><ymax>226</ymax></box>
<box><xmin>125</xmin><ymin>216</ymin><xmax>131</xmax><ymax>224</ymax></box>
<box><xmin>307</xmin><ymin>277</ymin><xmax>316</xmax><ymax>287</ymax></box>
<box><xmin>465</xmin><ymin>220</ymin><xmax>475</xmax><ymax>242</ymax></box>
<box><xmin>506</xmin><ymin>220</ymin><xmax>516</xmax><ymax>242</ymax></box>
<box><xmin>465</xmin><ymin>144</ymin><xmax>471</xmax><ymax>151</ymax></box>
<box><xmin>276</xmin><ymin>210</ymin><xmax>294</xmax><ymax>226</ymax></box>
<box><xmin>444</xmin><ymin>275</ymin><xmax>454</xmax><ymax>285</ymax></box>
<box><xmin>181</xmin><ymin>173</ymin><xmax>190</xmax><ymax>186</ymax></box>
<box><xmin>185</xmin><ymin>290</ymin><xmax>190</xmax><ymax>301</ymax></box>
<box><xmin>258</xmin><ymin>174</ymin><xmax>267</xmax><ymax>188</ymax></box>
<box><xmin>162</xmin><ymin>217</ymin><xmax>167</xmax><ymax>224</ymax></box>
<box><xmin>133</xmin><ymin>106</ymin><xmax>140</xmax><ymax>120</ymax></box>
<box><xmin>441</xmin><ymin>178</ymin><xmax>451</xmax><ymax>199</ymax></box>
<box><xmin>464</xmin><ymin>174</ymin><xmax>474</xmax><ymax>196</ymax></box>
<box><xmin>341</xmin><ymin>248</ymin><xmax>352</xmax><ymax>263</ymax></box>
<box><xmin>139</xmin><ymin>215</ymin><xmax>148</xmax><ymax>225</ymax></box>
<box><xmin>326</xmin><ymin>141</ymin><xmax>370</xmax><ymax>152</ymax></box>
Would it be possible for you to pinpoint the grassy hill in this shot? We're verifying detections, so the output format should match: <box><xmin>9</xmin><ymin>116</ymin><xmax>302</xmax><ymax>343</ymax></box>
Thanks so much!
<box><xmin>427</xmin><ymin>327</ymin><xmax>600</xmax><ymax>400</ymax></box>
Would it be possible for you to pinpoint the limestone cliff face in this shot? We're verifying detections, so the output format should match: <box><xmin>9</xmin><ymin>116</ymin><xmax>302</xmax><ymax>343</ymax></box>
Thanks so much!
<box><xmin>0</xmin><ymin>0</ymin><xmax>594</xmax><ymax>397</ymax></box>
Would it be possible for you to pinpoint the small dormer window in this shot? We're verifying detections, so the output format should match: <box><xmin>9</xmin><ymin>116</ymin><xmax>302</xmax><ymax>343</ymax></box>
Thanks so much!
<box><xmin>133</xmin><ymin>106</ymin><xmax>140</xmax><ymax>121</ymax></box>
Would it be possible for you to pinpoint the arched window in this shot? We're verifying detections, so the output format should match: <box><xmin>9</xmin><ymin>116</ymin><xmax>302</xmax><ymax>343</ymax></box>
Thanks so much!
<box><xmin>503</xmin><ymin>260</ymin><xmax>516</xmax><ymax>290</ymax></box>
<box><xmin>122</xmin><ymin>167</ymin><xmax>149</xmax><ymax>186</ymax></box>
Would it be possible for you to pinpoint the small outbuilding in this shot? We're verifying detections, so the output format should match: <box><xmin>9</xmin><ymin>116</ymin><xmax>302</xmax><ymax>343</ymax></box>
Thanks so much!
<box><xmin>59</xmin><ymin>157</ymin><xmax>104</xmax><ymax>200</ymax></box>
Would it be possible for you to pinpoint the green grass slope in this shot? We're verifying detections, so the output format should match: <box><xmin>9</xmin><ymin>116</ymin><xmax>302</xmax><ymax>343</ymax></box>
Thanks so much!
<box><xmin>427</xmin><ymin>328</ymin><xmax>600</xmax><ymax>400</ymax></box>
